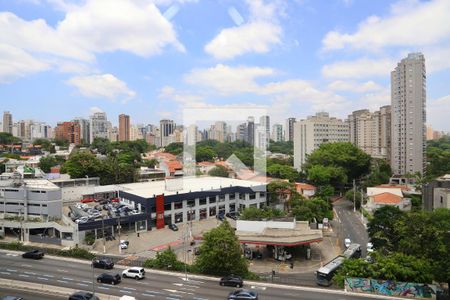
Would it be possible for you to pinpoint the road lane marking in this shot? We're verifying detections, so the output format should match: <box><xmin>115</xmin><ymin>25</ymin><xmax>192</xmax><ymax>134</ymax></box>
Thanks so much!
<box><xmin>37</xmin><ymin>277</ymin><xmax>49</xmax><ymax>281</ymax></box>
<box><xmin>6</xmin><ymin>269</ymin><xmax>17</xmax><ymax>272</ymax></box>
<box><xmin>82</xmin><ymin>280</ymin><xmax>91</xmax><ymax>284</ymax></box>
<box><xmin>57</xmin><ymin>280</ymin><xmax>69</xmax><ymax>284</ymax></box>
<box><xmin>180</xmin><ymin>278</ymin><xmax>204</xmax><ymax>284</ymax></box>
<box><xmin>166</xmin><ymin>297</ymin><xmax>180</xmax><ymax>300</ymax></box>
<box><xmin>251</xmin><ymin>286</ymin><xmax>266</xmax><ymax>290</ymax></box>
<box><xmin>122</xmin><ymin>287</ymin><xmax>136</xmax><ymax>291</ymax></box>
<box><xmin>173</xmin><ymin>283</ymin><xmax>199</xmax><ymax>288</ymax></box>
<box><xmin>6</xmin><ymin>253</ymin><xmax>18</xmax><ymax>257</ymax></box>
<box><xmin>120</xmin><ymin>290</ymin><xmax>132</xmax><ymax>294</ymax></box>
<box><xmin>77</xmin><ymin>283</ymin><xmax>89</xmax><ymax>287</ymax></box>
<box><xmin>146</xmin><ymin>290</ymin><xmax>162</xmax><ymax>294</ymax></box>
<box><xmin>24</xmin><ymin>271</ymin><xmax>36</xmax><ymax>275</ymax></box>
<box><xmin>97</xmin><ymin>286</ymin><xmax>109</xmax><ymax>290</ymax></box>
<box><xmin>142</xmin><ymin>293</ymin><xmax>155</xmax><ymax>297</ymax></box>
<box><xmin>63</xmin><ymin>277</ymin><xmax>74</xmax><ymax>281</ymax></box>
<box><xmin>18</xmin><ymin>274</ymin><xmax>30</xmax><ymax>278</ymax></box>
<box><xmin>0</xmin><ymin>271</ymin><xmax>11</xmax><ymax>275</ymax></box>
<box><xmin>43</xmin><ymin>274</ymin><xmax>54</xmax><ymax>278</ymax></box>
<box><xmin>57</xmin><ymin>269</ymin><xmax>68</xmax><ymax>273</ymax></box>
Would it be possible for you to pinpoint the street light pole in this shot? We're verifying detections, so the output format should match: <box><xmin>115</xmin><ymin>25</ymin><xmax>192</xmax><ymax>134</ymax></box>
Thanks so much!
<box><xmin>102</xmin><ymin>216</ymin><xmax>106</xmax><ymax>254</ymax></box>
<box><xmin>353</xmin><ymin>179</ymin><xmax>356</xmax><ymax>212</ymax></box>
<box><xmin>360</xmin><ymin>187</ymin><xmax>364</xmax><ymax>222</ymax></box>
<box><xmin>91</xmin><ymin>258</ymin><xmax>96</xmax><ymax>296</ymax></box>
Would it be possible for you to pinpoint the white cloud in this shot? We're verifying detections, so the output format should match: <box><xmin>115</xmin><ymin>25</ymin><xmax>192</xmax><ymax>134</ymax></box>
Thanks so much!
<box><xmin>184</xmin><ymin>64</ymin><xmax>275</xmax><ymax>94</ymax></box>
<box><xmin>89</xmin><ymin>106</ymin><xmax>104</xmax><ymax>115</ymax></box>
<box><xmin>204</xmin><ymin>0</ymin><xmax>282</xmax><ymax>60</ymax></box>
<box><xmin>322</xmin><ymin>0</ymin><xmax>450</xmax><ymax>51</ymax></box>
<box><xmin>0</xmin><ymin>44</ymin><xmax>49</xmax><ymax>83</ymax></box>
<box><xmin>158</xmin><ymin>85</ymin><xmax>204</xmax><ymax>105</ymax></box>
<box><xmin>327</xmin><ymin>80</ymin><xmax>383</xmax><ymax>93</ymax></box>
<box><xmin>428</xmin><ymin>95</ymin><xmax>450</xmax><ymax>131</ymax></box>
<box><xmin>322</xmin><ymin>58</ymin><xmax>395</xmax><ymax>79</ymax></box>
<box><xmin>67</xmin><ymin>74</ymin><xmax>136</xmax><ymax>101</ymax></box>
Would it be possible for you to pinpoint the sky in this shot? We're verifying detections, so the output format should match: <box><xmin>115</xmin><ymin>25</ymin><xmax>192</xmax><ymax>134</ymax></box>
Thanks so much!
<box><xmin>0</xmin><ymin>0</ymin><xmax>450</xmax><ymax>131</ymax></box>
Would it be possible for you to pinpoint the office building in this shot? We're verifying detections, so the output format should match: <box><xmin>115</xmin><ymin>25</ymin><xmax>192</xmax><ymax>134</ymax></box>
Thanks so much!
<box><xmin>2</xmin><ymin>111</ymin><xmax>13</xmax><ymax>134</ymax></box>
<box><xmin>160</xmin><ymin>119</ymin><xmax>175</xmax><ymax>147</ymax></box>
<box><xmin>293</xmin><ymin>112</ymin><xmax>349</xmax><ymax>171</ymax></box>
<box><xmin>90</xmin><ymin>112</ymin><xmax>110</xmax><ymax>142</ymax></box>
<box><xmin>271</xmin><ymin>124</ymin><xmax>283</xmax><ymax>142</ymax></box>
<box><xmin>54</xmin><ymin>122</ymin><xmax>81</xmax><ymax>145</ymax></box>
<box><xmin>285</xmin><ymin>118</ymin><xmax>296</xmax><ymax>142</ymax></box>
<box><xmin>391</xmin><ymin>53</ymin><xmax>426</xmax><ymax>175</ymax></box>
<box><xmin>118</xmin><ymin>114</ymin><xmax>131</xmax><ymax>141</ymax></box>
<box><xmin>348</xmin><ymin>105</ymin><xmax>391</xmax><ymax>160</ymax></box>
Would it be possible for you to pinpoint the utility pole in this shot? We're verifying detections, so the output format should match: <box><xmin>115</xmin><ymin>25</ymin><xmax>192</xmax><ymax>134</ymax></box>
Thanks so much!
<box><xmin>118</xmin><ymin>217</ymin><xmax>121</xmax><ymax>254</ymax></box>
<box><xmin>360</xmin><ymin>187</ymin><xmax>364</xmax><ymax>222</ymax></box>
<box><xmin>353</xmin><ymin>179</ymin><xmax>356</xmax><ymax>212</ymax></box>
<box><xmin>91</xmin><ymin>258</ymin><xmax>96</xmax><ymax>296</ymax></box>
<box><xmin>102</xmin><ymin>216</ymin><xmax>106</xmax><ymax>254</ymax></box>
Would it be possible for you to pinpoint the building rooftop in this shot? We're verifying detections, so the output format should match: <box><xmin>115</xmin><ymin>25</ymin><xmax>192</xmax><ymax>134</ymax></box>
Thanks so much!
<box><xmin>0</xmin><ymin>179</ymin><xmax>59</xmax><ymax>190</ymax></box>
<box><xmin>367</xmin><ymin>187</ymin><xmax>403</xmax><ymax>197</ymax></box>
<box><xmin>119</xmin><ymin>176</ymin><xmax>267</xmax><ymax>199</ymax></box>
<box><xmin>373</xmin><ymin>192</ymin><xmax>402</xmax><ymax>204</ymax></box>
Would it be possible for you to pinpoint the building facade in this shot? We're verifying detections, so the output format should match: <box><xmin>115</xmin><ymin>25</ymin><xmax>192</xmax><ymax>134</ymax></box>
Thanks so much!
<box><xmin>160</xmin><ymin>119</ymin><xmax>175</xmax><ymax>147</ymax></box>
<box><xmin>422</xmin><ymin>174</ymin><xmax>450</xmax><ymax>211</ymax></box>
<box><xmin>54</xmin><ymin>122</ymin><xmax>81</xmax><ymax>145</ymax></box>
<box><xmin>271</xmin><ymin>123</ymin><xmax>284</xmax><ymax>142</ymax></box>
<box><xmin>2</xmin><ymin>111</ymin><xmax>13</xmax><ymax>134</ymax></box>
<box><xmin>73</xmin><ymin>118</ymin><xmax>90</xmax><ymax>144</ymax></box>
<box><xmin>391</xmin><ymin>53</ymin><xmax>426</xmax><ymax>175</ymax></box>
<box><xmin>293</xmin><ymin>112</ymin><xmax>349</xmax><ymax>171</ymax></box>
<box><xmin>285</xmin><ymin>117</ymin><xmax>296</xmax><ymax>142</ymax></box>
<box><xmin>119</xmin><ymin>114</ymin><xmax>131</xmax><ymax>141</ymax></box>
<box><xmin>90</xmin><ymin>112</ymin><xmax>110</xmax><ymax>142</ymax></box>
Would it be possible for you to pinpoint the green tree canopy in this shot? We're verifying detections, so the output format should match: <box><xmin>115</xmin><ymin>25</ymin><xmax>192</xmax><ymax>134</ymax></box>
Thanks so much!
<box><xmin>194</xmin><ymin>220</ymin><xmax>249</xmax><ymax>277</ymax></box>
<box><xmin>33</xmin><ymin>138</ymin><xmax>54</xmax><ymax>152</ymax></box>
<box><xmin>240</xmin><ymin>207</ymin><xmax>285</xmax><ymax>220</ymax></box>
<box><xmin>367</xmin><ymin>206</ymin><xmax>405</xmax><ymax>252</ymax></box>
<box><xmin>365</xmin><ymin>158</ymin><xmax>392</xmax><ymax>186</ymax></box>
<box><xmin>61</xmin><ymin>151</ymin><xmax>102</xmax><ymax>179</ymax></box>
<box><xmin>426</xmin><ymin>137</ymin><xmax>450</xmax><ymax>179</ymax></box>
<box><xmin>0</xmin><ymin>132</ymin><xmax>21</xmax><ymax>144</ymax></box>
<box><xmin>268</xmin><ymin>140</ymin><xmax>293</xmax><ymax>155</ymax></box>
<box><xmin>196</xmin><ymin>146</ymin><xmax>216</xmax><ymax>162</ymax></box>
<box><xmin>91</xmin><ymin>137</ymin><xmax>112</xmax><ymax>155</ymax></box>
<box><xmin>39</xmin><ymin>156</ymin><xmax>65</xmax><ymax>173</ymax></box>
<box><xmin>266</xmin><ymin>163</ymin><xmax>300</xmax><ymax>182</ymax></box>
<box><xmin>208</xmin><ymin>165</ymin><xmax>229</xmax><ymax>177</ymax></box>
<box><xmin>165</xmin><ymin>142</ymin><xmax>183</xmax><ymax>155</ymax></box>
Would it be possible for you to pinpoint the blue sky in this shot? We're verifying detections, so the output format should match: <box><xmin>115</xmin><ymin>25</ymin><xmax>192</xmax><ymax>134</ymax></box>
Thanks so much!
<box><xmin>1</xmin><ymin>0</ymin><xmax>450</xmax><ymax>130</ymax></box>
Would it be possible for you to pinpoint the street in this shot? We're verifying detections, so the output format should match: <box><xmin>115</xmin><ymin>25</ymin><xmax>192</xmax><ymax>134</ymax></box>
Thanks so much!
<box><xmin>0</xmin><ymin>251</ymin><xmax>380</xmax><ymax>300</ymax></box>
<box><xmin>333</xmin><ymin>199</ymin><xmax>369</xmax><ymax>257</ymax></box>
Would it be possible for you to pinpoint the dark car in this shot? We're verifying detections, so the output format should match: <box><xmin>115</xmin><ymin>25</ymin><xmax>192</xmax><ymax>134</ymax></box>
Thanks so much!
<box><xmin>96</xmin><ymin>273</ymin><xmax>121</xmax><ymax>285</ymax></box>
<box><xmin>228</xmin><ymin>289</ymin><xmax>258</xmax><ymax>300</ymax></box>
<box><xmin>226</xmin><ymin>212</ymin><xmax>237</xmax><ymax>220</ymax></box>
<box><xmin>92</xmin><ymin>258</ymin><xmax>114</xmax><ymax>269</ymax></box>
<box><xmin>22</xmin><ymin>249</ymin><xmax>44</xmax><ymax>259</ymax></box>
<box><xmin>220</xmin><ymin>275</ymin><xmax>243</xmax><ymax>287</ymax></box>
<box><xmin>217</xmin><ymin>213</ymin><xmax>225</xmax><ymax>221</ymax></box>
<box><xmin>169</xmin><ymin>223</ymin><xmax>178</xmax><ymax>231</ymax></box>
<box><xmin>68</xmin><ymin>291</ymin><xmax>99</xmax><ymax>300</ymax></box>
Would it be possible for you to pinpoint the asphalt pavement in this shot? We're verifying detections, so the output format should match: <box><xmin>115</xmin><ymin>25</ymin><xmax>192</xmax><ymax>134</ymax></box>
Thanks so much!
<box><xmin>333</xmin><ymin>199</ymin><xmax>369</xmax><ymax>257</ymax></box>
<box><xmin>0</xmin><ymin>286</ymin><xmax>65</xmax><ymax>300</ymax></box>
<box><xmin>0</xmin><ymin>251</ymin><xmax>380</xmax><ymax>300</ymax></box>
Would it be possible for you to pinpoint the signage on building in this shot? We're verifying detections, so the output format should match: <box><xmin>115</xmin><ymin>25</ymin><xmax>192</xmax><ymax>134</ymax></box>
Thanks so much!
<box><xmin>156</xmin><ymin>194</ymin><xmax>165</xmax><ymax>229</ymax></box>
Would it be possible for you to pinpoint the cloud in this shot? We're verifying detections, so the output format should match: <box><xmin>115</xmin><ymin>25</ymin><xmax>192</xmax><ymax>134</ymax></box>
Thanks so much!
<box><xmin>89</xmin><ymin>106</ymin><xmax>104</xmax><ymax>115</ymax></box>
<box><xmin>322</xmin><ymin>0</ymin><xmax>450</xmax><ymax>52</ymax></box>
<box><xmin>158</xmin><ymin>85</ymin><xmax>205</xmax><ymax>105</ymax></box>
<box><xmin>184</xmin><ymin>64</ymin><xmax>275</xmax><ymax>94</ymax></box>
<box><xmin>327</xmin><ymin>80</ymin><xmax>383</xmax><ymax>93</ymax></box>
<box><xmin>0</xmin><ymin>44</ymin><xmax>49</xmax><ymax>83</ymax></box>
<box><xmin>204</xmin><ymin>0</ymin><xmax>282</xmax><ymax>60</ymax></box>
<box><xmin>322</xmin><ymin>58</ymin><xmax>395</xmax><ymax>79</ymax></box>
<box><xmin>428</xmin><ymin>94</ymin><xmax>450</xmax><ymax>131</ymax></box>
<box><xmin>67</xmin><ymin>74</ymin><xmax>136</xmax><ymax>102</ymax></box>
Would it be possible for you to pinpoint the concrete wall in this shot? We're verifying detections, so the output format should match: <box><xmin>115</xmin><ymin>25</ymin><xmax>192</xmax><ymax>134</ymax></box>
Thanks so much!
<box><xmin>237</xmin><ymin>219</ymin><xmax>295</xmax><ymax>233</ymax></box>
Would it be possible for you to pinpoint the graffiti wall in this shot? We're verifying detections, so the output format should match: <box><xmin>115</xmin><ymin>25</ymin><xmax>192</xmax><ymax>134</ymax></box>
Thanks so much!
<box><xmin>345</xmin><ymin>277</ymin><xmax>438</xmax><ymax>299</ymax></box>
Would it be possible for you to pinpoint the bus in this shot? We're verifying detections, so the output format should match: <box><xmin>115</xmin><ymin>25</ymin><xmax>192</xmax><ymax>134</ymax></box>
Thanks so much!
<box><xmin>316</xmin><ymin>243</ymin><xmax>361</xmax><ymax>286</ymax></box>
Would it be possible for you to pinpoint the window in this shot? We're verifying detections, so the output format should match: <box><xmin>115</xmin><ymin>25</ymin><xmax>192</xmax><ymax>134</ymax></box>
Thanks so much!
<box><xmin>229</xmin><ymin>203</ymin><xmax>235</xmax><ymax>212</ymax></box>
<box><xmin>174</xmin><ymin>202</ymin><xmax>183</xmax><ymax>209</ymax></box>
<box><xmin>209</xmin><ymin>206</ymin><xmax>216</xmax><ymax>216</ymax></box>
<box><xmin>164</xmin><ymin>203</ymin><xmax>171</xmax><ymax>211</ymax></box>
<box><xmin>175</xmin><ymin>212</ymin><xmax>183</xmax><ymax>223</ymax></box>
<box><xmin>249</xmin><ymin>193</ymin><xmax>256</xmax><ymax>200</ymax></box>
<box><xmin>239</xmin><ymin>193</ymin><xmax>245</xmax><ymax>200</ymax></box>
<box><xmin>229</xmin><ymin>193</ymin><xmax>235</xmax><ymax>200</ymax></box>
<box><xmin>187</xmin><ymin>199</ymin><xmax>195</xmax><ymax>207</ymax></box>
<box><xmin>209</xmin><ymin>196</ymin><xmax>216</xmax><ymax>204</ymax></box>
<box><xmin>219</xmin><ymin>194</ymin><xmax>225</xmax><ymax>202</ymax></box>
<box><xmin>199</xmin><ymin>197</ymin><xmax>207</xmax><ymax>206</ymax></box>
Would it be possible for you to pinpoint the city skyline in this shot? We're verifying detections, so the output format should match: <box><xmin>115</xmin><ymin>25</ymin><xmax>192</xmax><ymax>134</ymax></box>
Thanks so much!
<box><xmin>1</xmin><ymin>0</ymin><xmax>450</xmax><ymax>131</ymax></box>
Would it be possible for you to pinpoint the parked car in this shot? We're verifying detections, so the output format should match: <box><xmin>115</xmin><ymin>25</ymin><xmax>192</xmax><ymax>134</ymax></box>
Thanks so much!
<box><xmin>22</xmin><ymin>249</ymin><xmax>44</xmax><ymax>259</ymax></box>
<box><xmin>227</xmin><ymin>289</ymin><xmax>258</xmax><ymax>300</ymax></box>
<box><xmin>122</xmin><ymin>267</ymin><xmax>145</xmax><ymax>280</ymax></box>
<box><xmin>68</xmin><ymin>291</ymin><xmax>99</xmax><ymax>300</ymax></box>
<box><xmin>367</xmin><ymin>242</ymin><xmax>374</xmax><ymax>253</ymax></box>
<box><xmin>226</xmin><ymin>212</ymin><xmax>237</xmax><ymax>220</ymax></box>
<box><xmin>96</xmin><ymin>273</ymin><xmax>121</xmax><ymax>285</ymax></box>
<box><xmin>75</xmin><ymin>216</ymin><xmax>89</xmax><ymax>224</ymax></box>
<box><xmin>344</xmin><ymin>238</ymin><xmax>352</xmax><ymax>248</ymax></box>
<box><xmin>92</xmin><ymin>258</ymin><xmax>114</xmax><ymax>269</ymax></box>
<box><xmin>111</xmin><ymin>197</ymin><xmax>120</xmax><ymax>203</ymax></box>
<box><xmin>220</xmin><ymin>275</ymin><xmax>243</xmax><ymax>287</ymax></box>
<box><xmin>168</xmin><ymin>223</ymin><xmax>178</xmax><ymax>231</ymax></box>
<box><xmin>120</xmin><ymin>240</ymin><xmax>129</xmax><ymax>249</ymax></box>
<box><xmin>2</xmin><ymin>297</ymin><xmax>25</xmax><ymax>300</ymax></box>
<box><xmin>217</xmin><ymin>213</ymin><xmax>225</xmax><ymax>221</ymax></box>
<box><xmin>80</xmin><ymin>198</ymin><xmax>95</xmax><ymax>203</ymax></box>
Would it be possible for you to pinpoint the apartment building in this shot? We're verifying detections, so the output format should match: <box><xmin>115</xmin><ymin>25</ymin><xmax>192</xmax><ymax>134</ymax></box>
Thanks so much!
<box><xmin>2</xmin><ymin>111</ymin><xmax>13</xmax><ymax>134</ymax></box>
<box><xmin>54</xmin><ymin>122</ymin><xmax>81</xmax><ymax>145</ymax></box>
<box><xmin>391</xmin><ymin>53</ymin><xmax>426</xmax><ymax>175</ymax></box>
<box><xmin>293</xmin><ymin>112</ymin><xmax>349</xmax><ymax>171</ymax></box>
<box><xmin>89</xmin><ymin>112</ymin><xmax>111</xmax><ymax>142</ymax></box>
<box><xmin>271</xmin><ymin>124</ymin><xmax>283</xmax><ymax>142</ymax></box>
<box><xmin>160</xmin><ymin>119</ymin><xmax>175</xmax><ymax>147</ymax></box>
<box><xmin>119</xmin><ymin>114</ymin><xmax>131</xmax><ymax>141</ymax></box>
<box><xmin>73</xmin><ymin>118</ymin><xmax>90</xmax><ymax>144</ymax></box>
<box><xmin>285</xmin><ymin>117</ymin><xmax>296</xmax><ymax>142</ymax></box>
<box><xmin>348</xmin><ymin>105</ymin><xmax>391</xmax><ymax>160</ymax></box>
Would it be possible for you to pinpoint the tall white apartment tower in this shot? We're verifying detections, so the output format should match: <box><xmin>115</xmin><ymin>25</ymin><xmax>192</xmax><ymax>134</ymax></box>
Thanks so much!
<box><xmin>293</xmin><ymin>112</ymin><xmax>349</xmax><ymax>171</ymax></box>
<box><xmin>391</xmin><ymin>53</ymin><xmax>426</xmax><ymax>175</ymax></box>
<box><xmin>3</xmin><ymin>111</ymin><xmax>13</xmax><ymax>134</ymax></box>
<box><xmin>285</xmin><ymin>118</ymin><xmax>296</xmax><ymax>142</ymax></box>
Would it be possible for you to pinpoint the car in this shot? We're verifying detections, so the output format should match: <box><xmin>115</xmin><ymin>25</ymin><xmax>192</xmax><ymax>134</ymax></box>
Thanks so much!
<box><xmin>129</xmin><ymin>210</ymin><xmax>140</xmax><ymax>215</ymax></box>
<box><xmin>68</xmin><ymin>291</ymin><xmax>99</xmax><ymax>300</ymax></box>
<box><xmin>217</xmin><ymin>213</ymin><xmax>225</xmax><ymax>221</ymax></box>
<box><xmin>75</xmin><ymin>216</ymin><xmax>89</xmax><ymax>224</ymax></box>
<box><xmin>80</xmin><ymin>198</ymin><xmax>95</xmax><ymax>203</ymax></box>
<box><xmin>227</xmin><ymin>289</ymin><xmax>258</xmax><ymax>300</ymax></box>
<box><xmin>2</xmin><ymin>296</ymin><xmax>25</xmax><ymax>300</ymax></box>
<box><xmin>226</xmin><ymin>212</ymin><xmax>237</xmax><ymax>220</ymax></box>
<box><xmin>122</xmin><ymin>267</ymin><xmax>145</xmax><ymax>280</ymax></box>
<box><xmin>344</xmin><ymin>238</ymin><xmax>352</xmax><ymax>248</ymax></box>
<box><xmin>92</xmin><ymin>258</ymin><xmax>114</xmax><ymax>269</ymax></box>
<box><xmin>96</xmin><ymin>273</ymin><xmax>121</xmax><ymax>285</ymax></box>
<box><xmin>120</xmin><ymin>240</ymin><xmax>129</xmax><ymax>249</ymax></box>
<box><xmin>168</xmin><ymin>223</ymin><xmax>178</xmax><ymax>231</ymax></box>
<box><xmin>22</xmin><ymin>249</ymin><xmax>44</xmax><ymax>259</ymax></box>
<box><xmin>367</xmin><ymin>242</ymin><xmax>374</xmax><ymax>253</ymax></box>
<box><xmin>220</xmin><ymin>275</ymin><xmax>243</xmax><ymax>287</ymax></box>
<box><xmin>111</xmin><ymin>197</ymin><xmax>120</xmax><ymax>203</ymax></box>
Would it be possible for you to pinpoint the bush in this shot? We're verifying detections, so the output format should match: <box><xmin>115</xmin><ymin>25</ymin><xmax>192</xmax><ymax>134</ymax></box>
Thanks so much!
<box><xmin>85</xmin><ymin>232</ymin><xmax>95</xmax><ymax>246</ymax></box>
<box><xmin>143</xmin><ymin>247</ymin><xmax>189</xmax><ymax>272</ymax></box>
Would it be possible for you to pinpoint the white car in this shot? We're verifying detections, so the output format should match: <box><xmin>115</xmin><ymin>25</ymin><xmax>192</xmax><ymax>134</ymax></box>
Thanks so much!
<box><xmin>122</xmin><ymin>267</ymin><xmax>145</xmax><ymax>280</ymax></box>
<box><xmin>344</xmin><ymin>238</ymin><xmax>352</xmax><ymax>248</ymax></box>
<box><xmin>367</xmin><ymin>242</ymin><xmax>374</xmax><ymax>253</ymax></box>
<box><xmin>75</xmin><ymin>216</ymin><xmax>89</xmax><ymax>224</ymax></box>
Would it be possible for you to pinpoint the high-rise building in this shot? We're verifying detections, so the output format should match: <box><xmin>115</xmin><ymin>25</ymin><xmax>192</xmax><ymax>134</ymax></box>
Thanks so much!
<box><xmin>247</xmin><ymin>117</ymin><xmax>255</xmax><ymax>146</ymax></box>
<box><xmin>30</xmin><ymin>122</ymin><xmax>52</xmax><ymax>140</ymax></box>
<box><xmin>73</xmin><ymin>118</ymin><xmax>90</xmax><ymax>144</ymax></box>
<box><xmin>294</xmin><ymin>112</ymin><xmax>349</xmax><ymax>171</ymax></box>
<box><xmin>118</xmin><ymin>114</ymin><xmax>130</xmax><ymax>141</ymax></box>
<box><xmin>254</xmin><ymin>125</ymin><xmax>268</xmax><ymax>151</ymax></box>
<box><xmin>285</xmin><ymin>118</ymin><xmax>296</xmax><ymax>142</ymax></box>
<box><xmin>236</xmin><ymin>123</ymin><xmax>247</xmax><ymax>142</ymax></box>
<box><xmin>90</xmin><ymin>112</ymin><xmax>110</xmax><ymax>142</ymax></box>
<box><xmin>3</xmin><ymin>111</ymin><xmax>13</xmax><ymax>134</ymax></box>
<box><xmin>391</xmin><ymin>53</ymin><xmax>426</xmax><ymax>175</ymax></box>
<box><xmin>348</xmin><ymin>105</ymin><xmax>391</xmax><ymax>160</ymax></box>
<box><xmin>259</xmin><ymin>115</ymin><xmax>270</xmax><ymax>143</ymax></box>
<box><xmin>210</xmin><ymin>121</ymin><xmax>227</xmax><ymax>143</ymax></box>
<box><xmin>55</xmin><ymin>122</ymin><xmax>81</xmax><ymax>145</ymax></box>
<box><xmin>426</xmin><ymin>125</ymin><xmax>434</xmax><ymax>140</ymax></box>
<box><xmin>271</xmin><ymin>124</ymin><xmax>283</xmax><ymax>142</ymax></box>
<box><xmin>160</xmin><ymin>119</ymin><xmax>175</xmax><ymax>147</ymax></box>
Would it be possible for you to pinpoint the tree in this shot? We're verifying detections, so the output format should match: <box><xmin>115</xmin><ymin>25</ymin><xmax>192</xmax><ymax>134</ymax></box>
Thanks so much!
<box><xmin>33</xmin><ymin>138</ymin><xmax>54</xmax><ymax>152</ymax></box>
<box><xmin>268</xmin><ymin>140</ymin><xmax>293</xmax><ymax>155</ymax></box>
<box><xmin>61</xmin><ymin>151</ymin><xmax>103</xmax><ymax>179</ymax></box>
<box><xmin>240</xmin><ymin>207</ymin><xmax>285</xmax><ymax>220</ymax></box>
<box><xmin>142</xmin><ymin>159</ymin><xmax>158</xmax><ymax>168</ymax></box>
<box><xmin>291</xmin><ymin>198</ymin><xmax>333</xmax><ymax>222</ymax></box>
<box><xmin>366</xmin><ymin>158</ymin><xmax>392</xmax><ymax>186</ymax></box>
<box><xmin>367</xmin><ymin>206</ymin><xmax>404</xmax><ymax>253</ymax></box>
<box><xmin>304</xmin><ymin>142</ymin><xmax>371</xmax><ymax>189</ymax></box>
<box><xmin>266</xmin><ymin>164</ymin><xmax>300</xmax><ymax>182</ymax></box>
<box><xmin>195</xmin><ymin>220</ymin><xmax>249</xmax><ymax>277</ymax></box>
<box><xmin>196</xmin><ymin>146</ymin><xmax>216</xmax><ymax>162</ymax></box>
<box><xmin>267</xmin><ymin>180</ymin><xmax>298</xmax><ymax>206</ymax></box>
<box><xmin>165</xmin><ymin>142</ymin><xmax>183</xmax><ymax>155</ymax></box>
<box><xmin>345</xmin><ymin>189</ymin><xmax>363</xmax><ymax>209</ymax></box>
<box><xmin>0</xmin><ymin>132</ymin><xmax>21</xmax><ymax>144</ymax></box>
<box><xmin>39</xmin><ymin>156</ymin><xmax>65</xmax><ymax>173</ymax></box>
<box><xmin>426</xmin><ymin>137</ymin><xmax>450</xmax><ymax>178</ymax></box>
<box><xmin>208</xmin><ymin>165</ymin><xmax>229</xmax><ymax>177</ymax></box>
<box><xmin>91</xmin><ymin>137</ymin><xmax>112</xmax><ymax>155</ymax></box>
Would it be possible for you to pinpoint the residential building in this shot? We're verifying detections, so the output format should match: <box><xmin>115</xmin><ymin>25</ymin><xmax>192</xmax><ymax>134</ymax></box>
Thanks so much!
<box><xmin>247</xmin><ymin>117</ymin><xmax>255</xmax><ymax>146</ymax></box>
<box><xmin>89</xmin><ymin>112</ymin><xmax>110</xmax><ymax>142</ymax></box>
<box><xmin>30</xmin><ymin>122</ymin><xmax>52</xmax><ymax>140</ymax></box>
<box><xmin>348</xmin><ymin>105</ymin><xmax>391</xmax><ymax>160</ymax></box>
<box><xmin>293</xmin><ymin>112</ymin><xmax>349</xmax><ymax>171</ymax></box>
<box><xmin>73</xmin><ymin>118</ymin><xmax>90</xmax><ymax>144</ymax></box>
<box><xmin>210</xmin><ymin>121</ymin><xmax>227</xmax><ymax>143</ymax></box>
<box><xmin>254</xmin><ymin>125</ymin><xmax>268</xmax><ymax>151</ymax></box>
<box><xmin>285</xmin><ymin>117</ymin><xmax>296</xmax><ymax>142</ymax></box>
<box><xmin>365</xmin><ymin>186</ymin><xmax>411</xmax><ymax>212</ymax></box>
<box><xmin>118</xmin><ymin>114</ymin><xmax>130</xmax><ymax>141</ymax></box>
<box><xmin>54</xmin><ymin>122</ymin><xmax>81</xmax><ymax>145</ymax></box>
<box><xmin>236</xmin><ymin>123</ymin><xmax>247</xmax><ymax>142</ymax></box>
<box><xmin>295</xmin><ymin>182</ymin><xmax>316</xmax><ymax>198</ymax></box>
<box><xmin>260</xmin><ymin>115</ymin><xmax>270</xmax><ymax>143</ymax></box>
<box><xmin>16</xmin><ymin>120</ymin><xmax>34</xmax><ymax>141</ymax></box>
<box><xmin>271</xmin><ymin>124</ymin><xmax>283</xmax><ymax>142</ymax></box>
<box><xmin>391</xmin><ymin>53</ymin><xmax>426</xmax><ymax>175</ymax></box>
<box><xmin>423</xmin><ymin>174</ymin><xmax>450</xmax><ymax>211</ymax></box>
<box><xmin>160</xmin><ymin>119</ymin><xmax>175</xmax><ymax>147</ymax></box>
<box><xmin>2</xmin><ymin>111</ymin><xmax>12</xmax><ymax>134</ymax></box>
<box><xmin>426</xmin><ymin>125</ymin><xmax>434</xmax><ymax>140</ymax></box>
